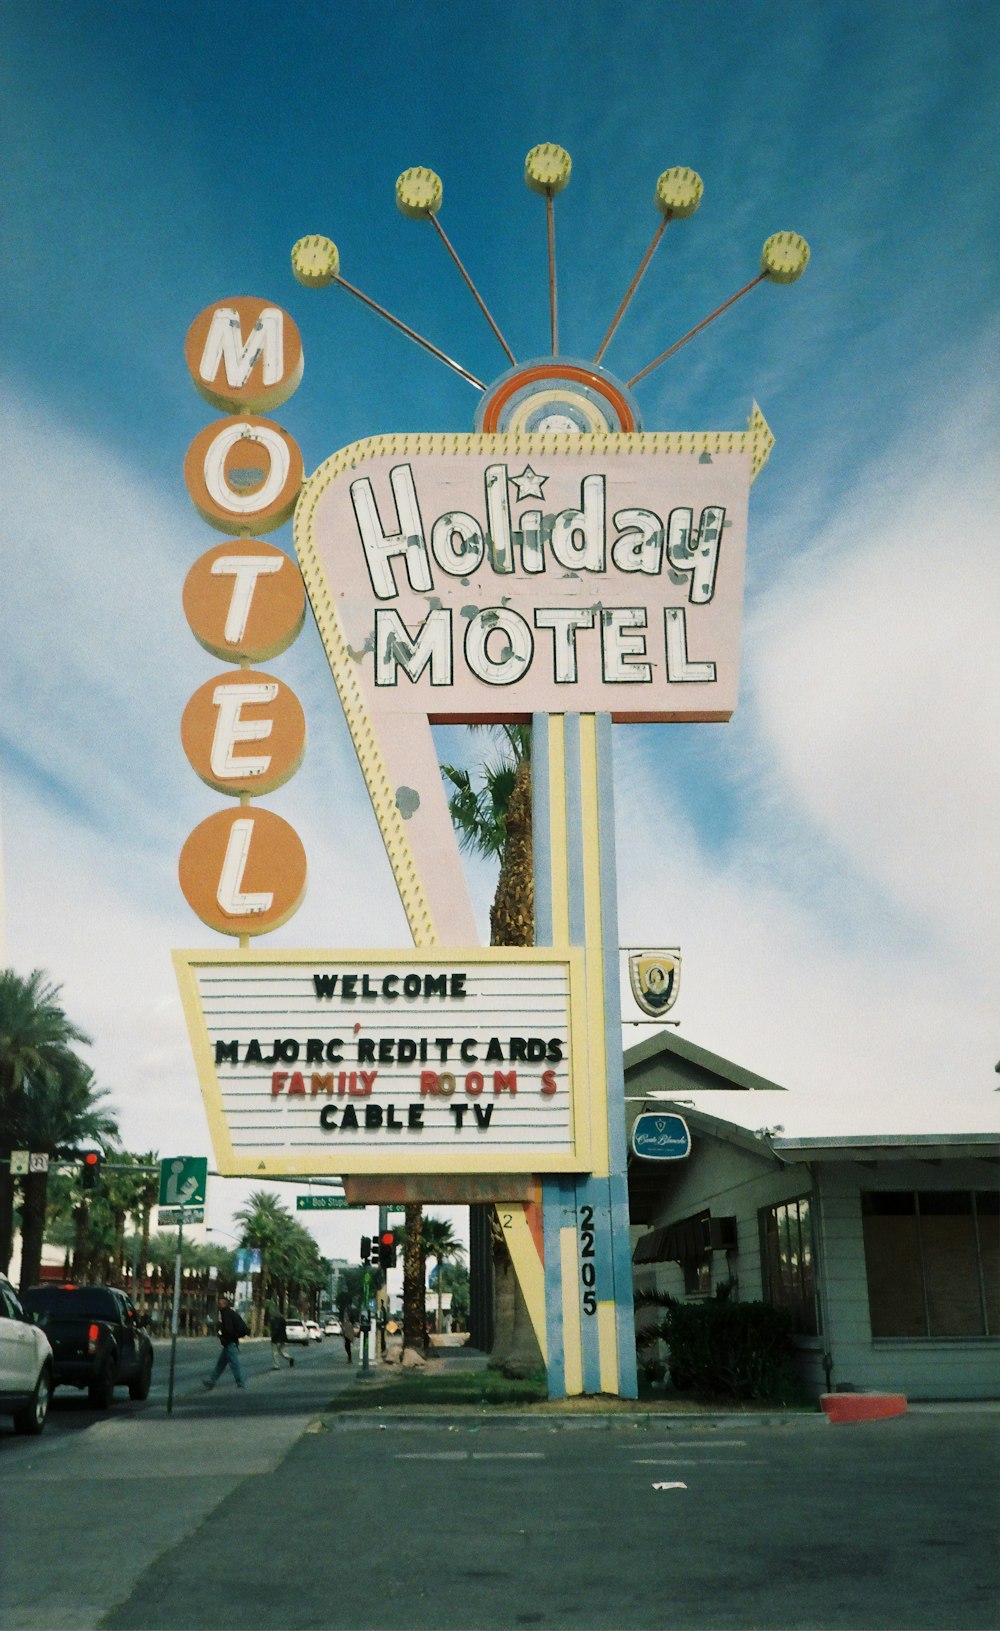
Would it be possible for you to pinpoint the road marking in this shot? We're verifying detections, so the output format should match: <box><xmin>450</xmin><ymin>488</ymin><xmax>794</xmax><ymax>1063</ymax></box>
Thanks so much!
<box><xmin>652</xmin><ymin>1481</ymin><xmax>687</xmax><ymax>1490</ymax></box>
<box><xmin>471</xmin><ymin>1452</ymin><xmax>545</xmax><ymax>1460</ymax></box>
<box><xmin>617</xmin><ymin>1438</ymin><xmax>748</xmax><ymax>1449</ymax></box>
<box><xmin>634</xmin><ymin>1458</ymin><xmax>766</xmax><ymax>1466</ymax></box>
<box><xmin>394</xmin><ymin>1452</ymin><xmax>469</xmax><ymax>1460</ymax></box>
<box><xmin>394</xmin><ymin>1451</ymin><xmax>546</xmax><ymax>1462</ymax></box>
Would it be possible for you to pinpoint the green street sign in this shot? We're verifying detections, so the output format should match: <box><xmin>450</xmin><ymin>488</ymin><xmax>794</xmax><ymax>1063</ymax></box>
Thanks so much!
<box><xmin>296</xmin><ymin>1196</ymin><xmax>363</xmax><ymax>1210</ymax></box>
<box><xmin>159</xmin><ymin>1156</ymin><xmax>208</xmax><ymax>1209</ymax></box>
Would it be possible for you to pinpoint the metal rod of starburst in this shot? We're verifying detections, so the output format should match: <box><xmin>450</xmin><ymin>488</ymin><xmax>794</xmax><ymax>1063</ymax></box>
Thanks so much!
<box><xmin>524</xmin><ymin>145</ymin><xmax>571</xmax><ymax>358</ymax></box>
<box><xmin>627</xmin><ymin>273</ymin><xmax>766</xmax><ymax>387</ymax></box>
<box><xmin>428</xmin><ymin>214</ymin><xmax>517</xmax><ymax>366</ymax></box>
<box><xmin>335</xmin><ymin>274</ymin><xmax>486</xmax><ymax>391</ymax></box>
<box><xmin>595</xmin><ymin>169</ymin><xmax>704</xmax><ymax>366</ymax></box>
<box><xmin>546</xmin><ymin>192</ymin><xmax>559</xmax><ymax>356</ymax></box>
<box><xmin>594</xmin><ymin>218</ymin><xmax>668</xmax><ymax>365</ymax></box>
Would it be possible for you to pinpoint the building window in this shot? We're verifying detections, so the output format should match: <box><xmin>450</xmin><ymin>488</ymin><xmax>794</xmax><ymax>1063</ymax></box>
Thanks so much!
<box><xmin>862</xmin><ymin>1190</ymin><xmax>999</xmax><ymax>1339</ymax></box>
<box><xmin>761</xmin><ymin>1195</ymin><xmax>819</xmax><ymax>1335</ymax></box>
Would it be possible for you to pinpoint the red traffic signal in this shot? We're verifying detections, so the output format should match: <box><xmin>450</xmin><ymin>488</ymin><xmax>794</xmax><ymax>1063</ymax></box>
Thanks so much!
<box><xmin>81</xmin><ymin>1152</ymin><xmax>102</xmax><ymax>1191</ymax></box>
<box><xmin>378</xmin><ymin>1230</ymin><xmax>397</xmax><ymax>1269</ymax></box>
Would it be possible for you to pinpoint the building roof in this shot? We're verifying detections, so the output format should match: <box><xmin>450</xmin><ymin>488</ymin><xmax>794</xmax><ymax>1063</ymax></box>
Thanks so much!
<box><xmin>623</xmin><ymin>1029</ymin><xmax>786</xmax><ymax>1095</ymax></box>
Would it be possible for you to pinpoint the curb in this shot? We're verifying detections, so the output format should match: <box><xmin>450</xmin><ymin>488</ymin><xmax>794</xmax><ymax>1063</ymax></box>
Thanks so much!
<box><xmin>821</xmin><ymin>1392</ymin><xmax>907</xmax><ymax>1424</ymax></box>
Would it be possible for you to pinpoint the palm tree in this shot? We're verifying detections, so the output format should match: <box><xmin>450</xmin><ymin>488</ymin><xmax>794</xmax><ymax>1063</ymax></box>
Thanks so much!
<box><xmin>17</xmin><ymin>1056</ymin><xmax>118</xmax><ymax>1294</ymax></box>
<box><xmin>440</xmin><ymin>726</ymin><xmax>542</xmax><ymax>1375</ymax></box>
<box><xmin>0</xmin><ymin>969</ymin><xmax>91</xmax><ymax>1271</ymax></box>
<box><xmin>422</xmin><ymin>1216</ymin><xmax>466</xmax><ymax>1336</ymax></box>
<box><xmin>234</xmin><ymin>1190</ymin><xmax>288</xmax><ymax>1335</ymax></box>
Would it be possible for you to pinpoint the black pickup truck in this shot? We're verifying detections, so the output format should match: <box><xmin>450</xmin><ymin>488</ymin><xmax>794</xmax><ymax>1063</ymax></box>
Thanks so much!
<box><xmin>21</xmin><ymin>1284</ymin><xmax>154</xmax><ymax>1408</ymax></box>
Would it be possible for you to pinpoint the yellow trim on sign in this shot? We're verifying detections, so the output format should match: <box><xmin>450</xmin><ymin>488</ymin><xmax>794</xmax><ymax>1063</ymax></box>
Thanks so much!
<box><xmin>597</xmin><ymin>1301</ymin><xmax>619</xmax><ymax>1395</ymax></box>
<box><xmin>502</xmin><ymin>1207</ymin><xmax>547</xmax><ymax>1363</ymax></box>
<box><xmin>559</xmin><ymin>1226</ymin><xmax>584</xmax><ymax>1396</ymax></box>
<box><xmin>547</xmin><ymin>716</ymin><xmax>571</xmax><ymax>948</ymax></box>
<box><xmin>579</xmin><ymin>716</ymin><xmax>610</xmax><ymax>1180</ymax></box>
<box><xmin>172</xmin><ymin>945</ymin><xmax>591</xmax><ymax>1178</ymax></box>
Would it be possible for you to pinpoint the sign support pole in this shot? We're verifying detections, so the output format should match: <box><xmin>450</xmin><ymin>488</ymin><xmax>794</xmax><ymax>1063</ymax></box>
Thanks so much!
<box><xmin>534</xmin><ymin>712</ymin><xmax>638</xmax><ymax>1399</ymax></box>
<box><xmin>167</xmin><ymin>1212</ymin><xmax>184</xmax><ymax>1416</ymax></box>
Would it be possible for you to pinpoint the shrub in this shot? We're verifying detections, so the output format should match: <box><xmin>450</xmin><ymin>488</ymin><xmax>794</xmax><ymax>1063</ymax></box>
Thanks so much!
<box><xmin>652</xmin><ymin>1297</ymin><xmax>796</xmax><ymax>1402</ymax></box>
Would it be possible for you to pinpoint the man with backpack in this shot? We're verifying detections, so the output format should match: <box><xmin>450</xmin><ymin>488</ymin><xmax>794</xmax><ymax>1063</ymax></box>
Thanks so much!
<box><xmin>202</xmin><ymin>1293</ymin><xmax>249</xmax><ymax>1391</ymax></box>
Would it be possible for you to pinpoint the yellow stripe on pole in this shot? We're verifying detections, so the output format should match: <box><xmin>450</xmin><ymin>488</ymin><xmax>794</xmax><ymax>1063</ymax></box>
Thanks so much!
<box><xmin>560</xmin><ymin>1225</ymin><xmax>584</xmax><ymax>1395</ymax></box>
<box><xmin>598</xmin><ymin>1301</ymin><xmax>619</xmax><ymax>1395</ymax></box>
<box><xmin>547</xmin><ymin>715</ymin><xmax>571</xmax><ymax>947</ymax></box>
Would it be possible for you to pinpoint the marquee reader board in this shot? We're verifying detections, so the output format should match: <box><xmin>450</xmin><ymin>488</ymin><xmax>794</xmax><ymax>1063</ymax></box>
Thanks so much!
<box><xmin>173</xmin><ymin>946</ymin><xmax>590</xmax><ymax>1177</ymax></box>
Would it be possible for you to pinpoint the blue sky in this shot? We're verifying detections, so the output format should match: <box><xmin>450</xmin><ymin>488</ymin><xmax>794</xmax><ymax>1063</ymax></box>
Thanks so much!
<box><xmin>2</xmin><ymin>1</ymin><xmax>997</xmax><ymax>1255</ymax></box>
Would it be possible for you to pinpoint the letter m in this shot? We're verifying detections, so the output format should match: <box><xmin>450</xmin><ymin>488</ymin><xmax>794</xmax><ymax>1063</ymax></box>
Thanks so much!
<box><xmin>199</xmin><ymin>306</ymin><xmax>284</xmax><ymax>390</ymax></box>
<box><xmin>215</xmin><ymin>1039</ymin><xmax>239</xmax><ymax>1065</ymax></box>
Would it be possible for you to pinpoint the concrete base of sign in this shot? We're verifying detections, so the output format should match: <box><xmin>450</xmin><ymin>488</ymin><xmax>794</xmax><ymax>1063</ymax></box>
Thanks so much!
<box><xmin>821</xmin><ymin>1393</ymin><xmax>907</xmax><ymax>1423</ymax></box>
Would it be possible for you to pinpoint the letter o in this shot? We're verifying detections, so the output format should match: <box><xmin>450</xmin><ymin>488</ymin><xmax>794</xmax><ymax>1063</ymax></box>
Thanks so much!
<box><xmin>184</xmin><ymin>416</ymin><xmax>303</xmax><ymax>534</ymax></box>
<box><xmin>403</xmin><ymin>974</ymin><xmax>423</xmax><ymax>998</ymax></box>
<box><xmin>437</xmin><ymin>1072</ymin><xmax>456</xmax><ymax>1097</ymax></box>
<box><xmin>464</xmin><ymin>1071</ymin><xmax>484</xmax><ymax>1096</ymax></box>
<box><xmin>464</xmin><ymin>607</ymin><xmax>534</xmax><ymax>686</ymax></box>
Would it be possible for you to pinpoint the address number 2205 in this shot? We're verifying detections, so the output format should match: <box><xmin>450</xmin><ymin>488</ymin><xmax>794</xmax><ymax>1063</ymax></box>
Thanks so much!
<box><xmin>579</xmin><ymin>1204</ymin><xmax>597</xmax><ymax>1316</ymax></box>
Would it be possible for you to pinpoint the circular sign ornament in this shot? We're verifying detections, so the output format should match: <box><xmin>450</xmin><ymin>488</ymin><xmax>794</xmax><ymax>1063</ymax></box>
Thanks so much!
<box><xmin>291</xmin><ymin>235</ymin><xmax>340</xmax><ymax>288</ymax></box>
<box><xmin>183</xmin><ymin>539</ymin><xmax>306</xmax><ymax>664</ymax></box>
<box><xmin>760</xmin><ymin>232</ymin><xmax>810</xmax><ymax>284</ymax></box>
<box><xmin>654</xmin><ymin>166</ymin><xmax>704</xmax><ymax>219</ymax></box>
<box><xmin>181</xmin><ymin>670</ymin><xmax>306</xmax><ymax>797</ymax></box>
<box><xmin>395</xmin><ymin>167</ymin><xmax>443</xmax><ymax>219</ymax></box>
<box><xmin>183</xmin><ymin>415</ymin><xmax>304</xmax><ymax>534</ymax></box>
<box><xmin>524</xmin><ymin>143</ymin><xmax>572</xmax><ymax>195</ymax></box>
<box><xmin>184</xmin><ymin>298</ymin><xmax>303</xmax><ymax>414</ymax></box>
<box><xmin>178</xmin><ymin>806</ymin><xmax>306</xmax><ymax>937</ymax></box>
<box><xmin>475</xmin><ymin>358</ymin><xmax>642</xmax><ymax>435</ymax></box>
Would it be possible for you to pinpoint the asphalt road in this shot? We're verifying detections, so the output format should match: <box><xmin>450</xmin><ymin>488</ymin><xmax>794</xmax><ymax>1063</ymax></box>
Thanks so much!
<box><xmin>1</xmin><ymin>1345</ymin><xmax>997</xmax><ymax>1631</ymax></box>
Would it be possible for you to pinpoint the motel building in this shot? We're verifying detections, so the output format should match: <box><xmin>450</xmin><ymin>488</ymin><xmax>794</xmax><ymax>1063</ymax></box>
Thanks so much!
<box><xmin>625</xmin><ymin>1032</ymin><xmax>1000</xmax><ymax>1402</ymax></box>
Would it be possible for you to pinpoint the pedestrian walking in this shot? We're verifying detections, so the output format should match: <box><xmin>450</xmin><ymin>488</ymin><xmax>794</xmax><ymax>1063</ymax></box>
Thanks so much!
<box><xmin>341</xmin><ymin>1310</ymin><xmax>356</xmax><ymax>1364</ymax></box>
<box><xmin>269</xmin><ymin>1308</ymin><xmax>294</xmax><ymax>1370</ymax></box>
<box><xmin>203</xmin><ymin>1293</ymin><xmax>248</xmax><ymax>1390</ymax></box>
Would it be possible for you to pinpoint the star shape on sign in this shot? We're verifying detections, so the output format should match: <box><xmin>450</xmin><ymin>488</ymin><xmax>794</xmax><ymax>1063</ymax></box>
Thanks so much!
<box><xmin>509</xmin><ymin>465</ymin><xmax>548</xmax><ymax>501</ymax></box>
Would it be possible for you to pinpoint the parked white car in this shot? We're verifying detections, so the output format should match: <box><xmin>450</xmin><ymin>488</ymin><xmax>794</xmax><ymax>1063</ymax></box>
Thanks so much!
<box><xmin>285</xmin><ymin>1318</ymin><xmax>309</xmax><ymax>1344</ymax></box>
<box><xmin>0</xmin><ymin>1273</ymin><xmax>53</xmax><ymax>1435</ymax></box>
<box><xmin>305</xmin><ymin>1320</ymin><xmax>322</xmax><ymax>1342</ymax></box>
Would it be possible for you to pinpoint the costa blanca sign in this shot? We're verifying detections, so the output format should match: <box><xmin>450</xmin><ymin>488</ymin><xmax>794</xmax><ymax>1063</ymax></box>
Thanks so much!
<box><xmin>174</xmin><ymin>947</ymin><xmax>589</xmax><ymax>1176</ymax></box>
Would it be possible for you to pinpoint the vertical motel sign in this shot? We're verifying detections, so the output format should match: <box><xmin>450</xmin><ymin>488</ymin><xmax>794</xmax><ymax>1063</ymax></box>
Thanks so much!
<box><xmin>175</xmin><ymin>159</ymin><xmax>801</xmax><ymax>1399</ymax></box>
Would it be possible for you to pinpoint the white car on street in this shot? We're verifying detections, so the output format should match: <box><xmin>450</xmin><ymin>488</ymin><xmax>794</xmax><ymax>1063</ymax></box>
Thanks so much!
<box><xmin>305</xmin><ymin>1320</ymin><xmax>322</xmax><ymax>1342</ymax></box>
<box><xmin>285</xmin><ymin>1318</ymin><xmax>309</xmax><ymax>1344</ymax></box>
<box><xmin>0</xmin><ymin>1273</ymin><xmax>53</xmax><ymax>1435</ymax></box>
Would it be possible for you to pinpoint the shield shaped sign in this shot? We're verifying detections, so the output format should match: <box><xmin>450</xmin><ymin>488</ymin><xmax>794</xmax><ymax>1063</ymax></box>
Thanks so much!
<box><xmin>629</xmin><ymin>951</ymin><xmax>681</xmax><ymax>1016</ymax></box>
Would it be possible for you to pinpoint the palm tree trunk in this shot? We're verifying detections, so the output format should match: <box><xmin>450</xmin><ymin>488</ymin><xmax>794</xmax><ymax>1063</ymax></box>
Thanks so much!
<box><xmin>72</xmin><ymin>1202</ymin><xmax>89</xmax><ymax>1281</ymax></box>
<box><xmin>0</xmin><ymin>1163</ymin><xmax>15</xmax><ymax>1273</ymax></box>
<box><xmin>402</xmin><ymin>1202</ymin><xmax>423</xmax><ymax>1352</ymax></box>
<box><xmin>18</xmin><ymin>1169</ymin><xmax>48</xmax><ymax>1294</ymax></box>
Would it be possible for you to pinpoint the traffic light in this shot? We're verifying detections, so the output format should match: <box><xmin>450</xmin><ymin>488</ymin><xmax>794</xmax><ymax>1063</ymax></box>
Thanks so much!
<box><xmin>360</xmin><ymin>1235</ymin><xmax>372</xmax><ymax>1263</ymax></box>
<box><xmin>378</xmin><ymin>1230</ymin><xmax>397</xmax><ymax>1268</ymax></box>
<box><xmin>81</xmin><ymin>1152</ymin><xmax>102</xmax><ymax>1191</ymax></box>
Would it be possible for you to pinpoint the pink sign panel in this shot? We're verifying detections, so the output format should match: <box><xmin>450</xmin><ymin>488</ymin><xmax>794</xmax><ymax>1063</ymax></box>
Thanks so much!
<box><xmin>297</xmin><ymin>439</ymin><xmax>752</xmax><ymax>723</ymax></box>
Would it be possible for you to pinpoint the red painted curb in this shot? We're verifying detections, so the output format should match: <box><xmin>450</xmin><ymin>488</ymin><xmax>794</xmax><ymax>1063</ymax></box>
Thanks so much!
<box><xmin>821</xmin><ymin>1393</ymin><xmax>907</xmax><ymax>1423</ymax></box>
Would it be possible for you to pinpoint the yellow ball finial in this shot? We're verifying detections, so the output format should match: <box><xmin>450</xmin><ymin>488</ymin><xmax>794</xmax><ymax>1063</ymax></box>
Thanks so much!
<box><xmin>760</xmin><ymin>232</ymin><xmax>810</xmax><ymax>284</ymax></box>
<box><xmin>396</xmin><ymin>167</ymin><xmax>443</xmax><ymax>219</ymax></box>
<box><xmin>291</xmin><ymin>235</ymin><xmax>340</xmax><ymax>288</ymax></box>
<box><xmin>525</xmin><ymin>143</ymin><xmax>571</xmax><ymax>195</ymax></box>
<box><xmin>655</xmin><ymin>167</ymin><xmax>703</xmax><ymax>218</ymax></box>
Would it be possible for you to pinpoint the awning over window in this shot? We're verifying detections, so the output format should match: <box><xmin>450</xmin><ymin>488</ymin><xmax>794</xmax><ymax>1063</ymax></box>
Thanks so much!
<box><xmin>633</xmin><ymin>1211</ymin><xmax>737</xmax><ymax>1263</ymax></box>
